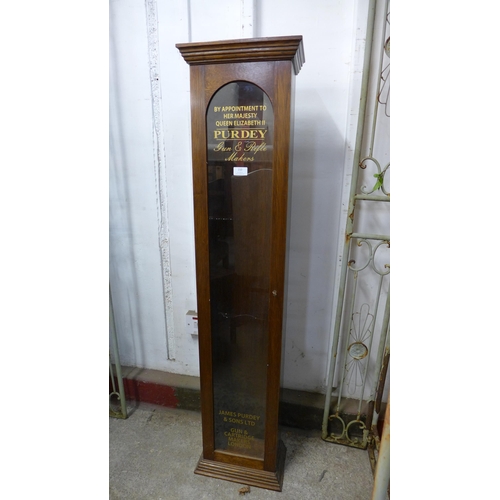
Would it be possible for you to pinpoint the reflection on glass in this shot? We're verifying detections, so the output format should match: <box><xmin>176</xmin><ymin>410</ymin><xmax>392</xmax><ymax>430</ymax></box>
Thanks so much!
<box><xmin>207</xmin><ymin>82</ymin><xmax>274</xmax><ymax>460</ymax></box>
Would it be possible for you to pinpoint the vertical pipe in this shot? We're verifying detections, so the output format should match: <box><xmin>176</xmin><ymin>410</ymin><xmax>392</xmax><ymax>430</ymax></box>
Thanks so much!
<box><xmin>322</xmin><ymin>0</ymin><xmax>378</xmax><ymax>439</ymax></box>
<box><xmin>146</xmin><ymin>0</ymin><xmax>176</xmax><ymax>360</ymax></box>
<box><xmin>371</xmin><ymin>393</ymin><xmax>389</xmax><ymax>500</ymax></box>
<box><xmin>240</xmin><ymin>0</ymin><xmax>254</xmax><ymax>38</ymax></box>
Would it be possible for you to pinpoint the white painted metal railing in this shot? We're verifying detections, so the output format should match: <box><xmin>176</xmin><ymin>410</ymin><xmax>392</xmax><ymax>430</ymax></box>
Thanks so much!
<box><xmin>109</xmin><ymin>285</ymin><xmax>128</xmax><ymax>419</ymax></box>
<box><xmin>322</xmin><ymin>0</ymin><xmax>390</xmax><ymax>457</ymax></box>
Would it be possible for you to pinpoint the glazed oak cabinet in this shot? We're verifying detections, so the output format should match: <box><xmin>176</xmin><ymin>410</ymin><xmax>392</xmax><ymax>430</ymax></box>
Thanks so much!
<box><xmin>177</xmin><ymin>36</ymin><xmax>304</xmax><ymax>491</ymax></box>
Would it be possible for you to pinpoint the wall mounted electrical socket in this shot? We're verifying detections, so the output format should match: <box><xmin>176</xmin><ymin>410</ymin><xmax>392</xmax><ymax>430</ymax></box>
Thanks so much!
<box><xmin>186</xmin><ymin>310</ymin><xmax>198</xmax><ymax>336</ymax></box>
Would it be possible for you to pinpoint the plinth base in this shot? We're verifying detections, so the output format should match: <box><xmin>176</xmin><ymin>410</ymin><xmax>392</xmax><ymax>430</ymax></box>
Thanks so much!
<box><xmin>194</xmin><ymin>440</ymin><xmax>286</xmax><ymax>492</ymax></box>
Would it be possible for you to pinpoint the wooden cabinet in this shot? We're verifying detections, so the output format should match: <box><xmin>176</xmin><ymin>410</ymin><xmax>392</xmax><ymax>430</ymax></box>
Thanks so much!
<box><xmin>177</xmin><ymin>36</ymin><xmax>304</xmax><ymax>491</ymax></box>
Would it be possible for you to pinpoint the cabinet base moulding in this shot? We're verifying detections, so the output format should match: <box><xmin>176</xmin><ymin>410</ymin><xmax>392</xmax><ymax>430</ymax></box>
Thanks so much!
<box><xmin>194</xmin><ymin>440</ymin><xmax>286</xmax><ymax>492</ymax></box>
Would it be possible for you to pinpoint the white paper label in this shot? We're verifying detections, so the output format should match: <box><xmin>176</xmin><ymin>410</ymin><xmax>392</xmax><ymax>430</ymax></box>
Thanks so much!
<box><xmin>233</xmin><ymin>167</ymin><xmax>248</xmax><ymax>176</ymax></box>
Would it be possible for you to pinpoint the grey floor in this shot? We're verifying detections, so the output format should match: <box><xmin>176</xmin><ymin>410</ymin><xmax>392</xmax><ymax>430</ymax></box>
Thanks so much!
<box><xmin>110</xmin><ymin>403</ymin><xmax>375</xmax><ymax>499</ymax></box>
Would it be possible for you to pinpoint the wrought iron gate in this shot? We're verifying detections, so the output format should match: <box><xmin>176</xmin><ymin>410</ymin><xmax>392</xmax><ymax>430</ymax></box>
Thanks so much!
<box><xmin>322</xmin><ymin>0</ymin><xmax>390</xmax><ymax>452</ymax></box>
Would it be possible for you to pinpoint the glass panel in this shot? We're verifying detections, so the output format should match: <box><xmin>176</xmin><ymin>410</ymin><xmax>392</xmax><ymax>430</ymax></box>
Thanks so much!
<box><xmin>207</xmin><ymin>82</ymin><xmax>274</xmax><ymax>460</ymax></box>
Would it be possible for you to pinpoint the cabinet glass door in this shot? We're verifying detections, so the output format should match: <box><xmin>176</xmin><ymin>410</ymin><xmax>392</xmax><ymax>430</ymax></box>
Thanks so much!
<box><xmin>206</xmin><ymin>82</ymin><xmax>274</xmax><ymax>460</ymax></box>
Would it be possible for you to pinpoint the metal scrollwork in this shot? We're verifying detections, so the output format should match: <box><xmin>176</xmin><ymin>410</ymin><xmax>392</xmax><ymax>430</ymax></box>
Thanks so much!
<box><xmin>378</xmin><ymin>10</ymin><xmax>390</xmax><ymax>118</ymax></box>
<box><xmin>326</xmin><ymin>414</ymin><xmax>369</xmax><ymax>450</ymax></box>
<box><xmin>359</xmin><ymin>157</ymin><xmax>390</xmax><ymax>196</ymax></box>
<box><xmin>344</xmin><ymin>304</ymin><xmax>374</xmax><ymax>396</ymax></box>
<box><xmin>372</xmin><ymin>240</ymin><xmax>390</xmax><ymax>276</ymax></box>
<box><xmin>346</xmin><ymin>419</ymin><xmax>368</xmax><ymax>445</ymax></box>
<box><xmin>347</xmin><ymin>239</ymin><xmax>373</xmax><ymax>272</ymax></box>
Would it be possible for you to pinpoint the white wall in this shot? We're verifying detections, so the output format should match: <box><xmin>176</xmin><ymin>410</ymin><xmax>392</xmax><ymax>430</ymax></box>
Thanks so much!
<box><xmin>109</xmin><ymin>0</ymin><xmax>375</xmax><ymax>393</ymax></box>
<box><xmin>110</xmin><ymin>0</ymin><xmax>170</xmax><ymax>369</ymax></box>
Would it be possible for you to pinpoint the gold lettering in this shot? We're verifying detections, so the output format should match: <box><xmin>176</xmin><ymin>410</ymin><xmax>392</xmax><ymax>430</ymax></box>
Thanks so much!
<box><xmin>244</xmin><ymin>141</ymin><xmax>267</xmax><ymax>153</ymax></box>
<box><xmin>220</xmin><ymin>105</ymin><xmax>259</xmax><ymax>112</ymax></box>
<box><xmin>213</xmin><ymin>142</ymin><xmax>231</xmax><ymax>152</ymax></box>
<box><xmin>214</xmin><ymin>129</ymin><xmax>267</xmax><ymax>141</ymax></box>
<box><xmin>226</xmin><ymin>152</ymin><xmax>254</xmax><ymax>162</ymax></box>
<box><xmin>225</xmin><ymin>427</ymin><xmax>256</xmax><ymax>450</ymax></box>
<box><xmin>218</xmin><ymin>410</ymin><xmax>237</xmax><ymax>417</ymax></box>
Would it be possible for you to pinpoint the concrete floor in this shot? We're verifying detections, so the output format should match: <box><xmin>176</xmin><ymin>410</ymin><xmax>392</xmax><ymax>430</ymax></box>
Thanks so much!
<box><xmin>110</xmin><ymin>403</ymin><xmax>375</xmax><ymax>499</ymax></box>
